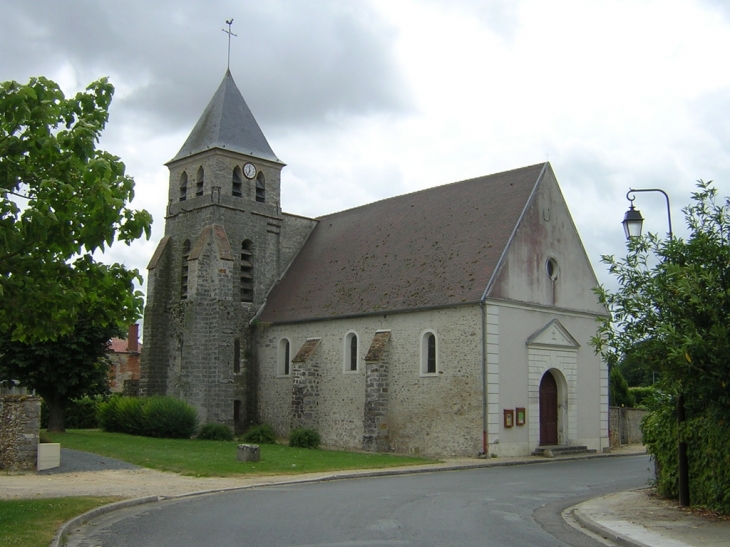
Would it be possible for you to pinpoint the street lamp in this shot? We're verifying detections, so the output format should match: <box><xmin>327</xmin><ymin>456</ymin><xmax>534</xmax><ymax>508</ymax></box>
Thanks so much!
<box><xmin>621</xmin><ymin>187</ymin><xmax>688</xmax><ymax>507</ymax></box>
<box><xmin>622</xmin><ymin>188</ymin><xmax>673</xmax><ymax>239</ymax></box>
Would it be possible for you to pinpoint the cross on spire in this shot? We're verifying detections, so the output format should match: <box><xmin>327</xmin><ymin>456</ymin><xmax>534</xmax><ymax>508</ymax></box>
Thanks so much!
<box><xmin>222</xmin><ymin>19</ymin><xmax>237</xmax><ymax>70</ymax></box>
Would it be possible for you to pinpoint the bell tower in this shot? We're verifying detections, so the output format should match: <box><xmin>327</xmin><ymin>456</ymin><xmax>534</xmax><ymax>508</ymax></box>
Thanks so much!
<box><xmin>140</xmin><ymin>70</ymin><xmax>295</xmax><ymax>432</ymax></box>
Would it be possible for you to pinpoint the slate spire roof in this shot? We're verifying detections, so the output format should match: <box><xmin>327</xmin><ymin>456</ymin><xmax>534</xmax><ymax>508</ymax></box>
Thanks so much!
<box><xmin>169</xmin><ymin>70</ymin><xmax>281</xmax><ymax>164</ymax></box>
<box><xmin>259</xmin><ymin>163</ymin><xmax>550</xmax><ymax>324</ymax></box>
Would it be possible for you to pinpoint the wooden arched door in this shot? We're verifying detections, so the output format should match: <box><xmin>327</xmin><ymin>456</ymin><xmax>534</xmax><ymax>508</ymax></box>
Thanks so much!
<box><xmin>539</xmin><ymin>371</ymin><xmax>558</xmax><ymax>445</ymax></box>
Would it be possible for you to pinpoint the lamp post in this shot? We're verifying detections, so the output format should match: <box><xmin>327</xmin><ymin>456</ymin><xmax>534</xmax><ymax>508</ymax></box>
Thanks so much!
<box><xmin>622</xmin><ymin>187</ymin><xmax>689</xmax><ymax>507</ymax></box>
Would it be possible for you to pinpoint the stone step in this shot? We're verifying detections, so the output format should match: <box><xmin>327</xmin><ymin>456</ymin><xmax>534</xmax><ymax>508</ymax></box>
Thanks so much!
<box><xmin>533</xmin><ymin>445</ymin><xmax>597</xmax><ymax>458</ymax></box>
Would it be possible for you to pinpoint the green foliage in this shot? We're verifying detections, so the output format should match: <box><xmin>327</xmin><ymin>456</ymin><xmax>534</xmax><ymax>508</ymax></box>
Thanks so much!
<box><xmin>0</xmin><ymin>316</ymin><xmax>120</xmax><ymax>431</ymax></box>
<box><xmin>629</xmin><ymin>386</ymin><xmax>655</xmax><ymax>408</ymax></box>
<box><xmin>197</xmin><ymin>423</ymin><xmax>234</xmax><ymax>441</ymax></box>
<box><xmin>98</xmin><ymin>396</ymin><xmax>198</xmax><ymax>439</ymax></box>
<box><xmin>0</xmin><ymin>76</ymin><xmax>152</xmax><ymax>343</ymax></box>
<box><xmin>642</xmin><ymin>398</ymin><xmax>730</xmax><ymax>513</ymax></box>
<box><xmin>241</xmin><ymin>423</ymin><xmax>277</xmax><ymax>444</ymax></box>
<box><xmin>46</xmin><ymin>429</ymin><xmax>433</xmax><ymax>477</ymax></box>
<box><xmin>289</xmin><ymin>428</ymin><xmax>321</xmax><ymax>449</ymax></box>
<box><xmin>98</xmin><ymin>395</ymin><xmax>145</xmax><ymax>434</ymax></box>
<box><xmin>0</xmin><ymin>497</ymin><xmax>120</xmax><ymax>547</ymax></box>
<box><xmin>143</xmin><ymin>396</ymin><xmax>199</xmax><ymax>439</ymax></box>
<box><xmin>592</xmin><ymin>181</ymin><xmax>730</xmax><ymax>421</ymax></box>
<box><xmin>595</xmin><ymin>181</ymin><xmax>730</xmax><ymax>510</ymax></box>
<box><xmin>609</xmin><ymin>366</ymin><xmax>635</xmax><ymax>407</ymax></box>
<box><xmin>41</xmin><ymin>394</ymin><xmax>107</xmax><ymax>429</ymax></box>
<box><xmin>617</xmin><ymin>345</ymin><xmax>658</xmax><ymax>387</ymax></box>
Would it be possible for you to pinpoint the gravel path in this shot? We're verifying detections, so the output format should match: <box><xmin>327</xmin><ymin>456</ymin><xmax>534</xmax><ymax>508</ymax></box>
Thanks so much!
<box><xmin>37</xmin><ymin>449</ymin><xmax>140</xmax><ymax>474</ymax></box>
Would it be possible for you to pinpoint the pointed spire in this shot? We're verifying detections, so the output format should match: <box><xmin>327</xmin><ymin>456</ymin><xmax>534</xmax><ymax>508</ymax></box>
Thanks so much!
<box><xmin>169</xmin><ymin>71</ymin><xmax>281</xmax><ymax>164</ymax></box>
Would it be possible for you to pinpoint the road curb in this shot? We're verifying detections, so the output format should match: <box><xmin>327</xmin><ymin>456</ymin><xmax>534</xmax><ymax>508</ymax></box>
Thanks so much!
<box><xmin>570</xmin><ymin>506</ymin><xmax>652</xmax><ymax>547</ymax></box>
<box><xmin>52</xmin><ymin>449</ymin><xmax>646</xmax><ymax>545</ymax></box>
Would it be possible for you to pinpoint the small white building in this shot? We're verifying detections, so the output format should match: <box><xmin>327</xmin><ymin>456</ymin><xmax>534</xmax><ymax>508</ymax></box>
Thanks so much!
<box><xmin>140</xmin><ymin>71</ymin><xmax>609</xmax><ymax>457</ymax></box>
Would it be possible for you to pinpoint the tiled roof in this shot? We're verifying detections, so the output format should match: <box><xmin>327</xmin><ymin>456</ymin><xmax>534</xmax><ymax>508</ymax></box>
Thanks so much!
<box><xmin>109</xmin><ymin>338</ymin><xmax>142</xmax><ymax>353</ymax></box>
<box><xmin>169</xmin><ymin>70</ymin><xmax>281</xmax><ymax>164</ymax></box>
<box><xmin>259</xmin><ymin>163</ymin><xmax>548</xmax><ymax>323</ymax></box>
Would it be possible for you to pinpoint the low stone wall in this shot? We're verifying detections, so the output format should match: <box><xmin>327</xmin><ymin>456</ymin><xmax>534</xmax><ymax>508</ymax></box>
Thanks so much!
<box><xmin>0</xmin><ymin>395</ymin><xmax>41</xmax><ymax>471</ymax></box>
<box><xmin>609</xmin><ymin>406</ymin><xmax>647</xmax><ymax>448</ymax></box>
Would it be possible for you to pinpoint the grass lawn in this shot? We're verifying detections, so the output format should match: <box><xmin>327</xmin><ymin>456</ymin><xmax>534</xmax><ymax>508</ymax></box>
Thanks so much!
<box><xmin>45</xmin><ymin>430</ymin><xmax>435</xmax><ymax>477</ymax></box>
<box><xmin>0</xmin><ymin>497</ymin><xmax>120</xmax><ymax>547</ymax></box>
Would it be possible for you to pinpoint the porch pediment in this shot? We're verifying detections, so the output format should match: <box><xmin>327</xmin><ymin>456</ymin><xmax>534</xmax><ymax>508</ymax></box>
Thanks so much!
<box><xmin>526</xmin><ymin>319</ymin><xmax>580</xmax><ymax>349</ymax></box>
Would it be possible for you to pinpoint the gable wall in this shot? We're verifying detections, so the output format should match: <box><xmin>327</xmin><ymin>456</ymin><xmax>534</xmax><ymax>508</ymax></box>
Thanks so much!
<box><xmin>257</xmin><ymin>306</ymin><xmax>484</xmax><ymax>457</ymax></box>
<box><xmin>489</xmin><ymin>168</ymin><xmax>605</xmax><ymax>315</ymax></box>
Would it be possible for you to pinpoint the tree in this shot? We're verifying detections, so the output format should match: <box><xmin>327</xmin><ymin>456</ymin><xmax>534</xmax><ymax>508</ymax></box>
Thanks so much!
<box><xmin>0</xmin><ymin>76</ymin><xmax>152</xmax><ymax>342</ymax></box>
<box><xmin>0</xmin><ymin>315</ymin><xmax>121</xmax><ymax>431</ymax></box>
<box><xmin>609</xmin><ymin>366</ymin><xmax>635</xmax><ymax>407</ymax></box>
<box><xmin>592</xmin><ymin>181</ymin><xmax>730</xmax><ymax>422</ymax></box>
<box><xmin>592</xmin><ymin>181</ymin><xmax>730</xmax><ymax>509</ymax></box>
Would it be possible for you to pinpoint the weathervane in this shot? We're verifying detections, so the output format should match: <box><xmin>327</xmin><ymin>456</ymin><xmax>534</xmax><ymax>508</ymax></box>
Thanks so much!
<box><xmin>222</xmin><ymin>19</ymin><xmax>237</xmax><ymax>70</ymax></box>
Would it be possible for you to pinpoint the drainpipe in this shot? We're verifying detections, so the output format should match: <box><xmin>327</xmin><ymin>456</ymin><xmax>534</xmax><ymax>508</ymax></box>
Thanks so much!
<box><xmin>480</xmin><ymin>300</ymin><xmax>488</xmax><ymax>456</ymax></box>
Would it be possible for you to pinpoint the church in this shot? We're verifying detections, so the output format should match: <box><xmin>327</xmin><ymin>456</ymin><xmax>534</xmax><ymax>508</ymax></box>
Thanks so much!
<box><xmin>139</xmin><ymin>70</ymin><xmax>609</xmax><ymax>457</ymax></box>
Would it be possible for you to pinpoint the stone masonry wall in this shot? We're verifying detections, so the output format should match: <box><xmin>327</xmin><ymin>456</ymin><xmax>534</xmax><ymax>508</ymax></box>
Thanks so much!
<box><xmin>258</xmin><ymin>306</ymin><xmax>484</xmax><ymax>457</ymax></box>
<box><xmin>0</xmin><ymin>395</ymin><xmax>40</xmax><ymax>471</ymax></box>
<box><xmin>363</xmin><ymin>348</ymin><xmax>390</xmax><ymax>452</ymax></box>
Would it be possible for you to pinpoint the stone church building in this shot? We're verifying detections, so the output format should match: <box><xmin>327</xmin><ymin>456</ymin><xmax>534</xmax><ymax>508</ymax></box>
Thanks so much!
<box><xmin>140</xmin><ymin>70</ymin><xmax>609</xmax><ymax>457</ymax></box>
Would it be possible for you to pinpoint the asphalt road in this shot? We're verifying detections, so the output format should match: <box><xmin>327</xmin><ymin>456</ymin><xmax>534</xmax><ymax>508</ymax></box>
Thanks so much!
<box><xmin>67</xmin><ymin>454</ymin><xmax>652</xmax><ymax>547</ymax></box>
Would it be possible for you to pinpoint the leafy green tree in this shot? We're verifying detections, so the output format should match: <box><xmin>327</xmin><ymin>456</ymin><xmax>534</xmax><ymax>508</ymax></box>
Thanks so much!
<box><xmin>592</xmin><ymin>181</ymin><xmax>730</xmax><ymax>508</ymax></box>
<box><xmin>618</xmin><ymin>341</ymin><xmax>658</xmax><ymax>387</ymax></box>
<box><xmin>609</xmin><ymin>366</ymin><xmax>635</xmax><ymax>407</ymax></box>
<box><xmin>0</xmin><ymin>76</ymin><xmax>152</xmax><ymax>342</ymax></box>
<box><xmin>0</xmin><ymin>315</ymin><xmax>121</xmax><ymax>431</ymax></box>
<box><xmin>592</xmin><ymin>181</ymin><xmax>730</xmax><ymax>421</ymax></box>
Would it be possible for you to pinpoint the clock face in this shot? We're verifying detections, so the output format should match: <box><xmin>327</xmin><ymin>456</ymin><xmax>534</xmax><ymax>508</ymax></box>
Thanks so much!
<box><xmin>243</xmin><ymin>163</ymin><xmax>256</xmax><ymax>179</ymax></box>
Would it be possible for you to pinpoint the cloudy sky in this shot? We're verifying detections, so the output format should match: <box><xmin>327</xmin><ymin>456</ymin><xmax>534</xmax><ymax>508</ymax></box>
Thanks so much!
<box><xmin>3</xmin><ymin>0</ymin><xmax>729</xmax><ymax>302</ymax></box>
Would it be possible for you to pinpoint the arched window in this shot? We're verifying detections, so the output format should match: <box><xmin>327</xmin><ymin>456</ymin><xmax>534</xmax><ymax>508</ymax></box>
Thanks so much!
<box><xmin>180</xmin><ymin>239</ymin><xmax>191</xmax><ymax>300</ymax></box>
<box><xmin>255</xmin><ymin>172</ymin><xmax>265</xmax><ymax>203</ymax></box>
<box><xmin>232</xmin><ymin>166</ymin><xmax>243</xmax><ymax>198</ymax></box>
<box><xmin>344</xmin><ymin>331</ymin><xmax>359</xmax><ymax>372</ymax></box>
<box><xmin>196</xmin><ymin>166</ymin><xmax>204</xmax><ymax>197</ymax></box>
<box><xmin>421</xmin><ymin>331</ymin><xmax>437</xmax><ymax>375</ymax></box>
<box><xmin>278</xmin><ymin>338</ymin><xmax>291</xmax><ymax>376</ymax></box>
<box><xmin>240</xmin><ymin>240</ymin><xmax>253</xmax><ymax>302</ymax></box>
<box><xmin>179</xmin><ymin>172</ymin><xmax>188</xmax><ymax>202</ymax></box>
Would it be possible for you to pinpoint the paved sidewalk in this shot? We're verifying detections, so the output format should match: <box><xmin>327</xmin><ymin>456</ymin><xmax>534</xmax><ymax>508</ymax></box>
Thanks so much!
<box><xmin>570</xmin><ymin>489</ymin><xmax>730</xmax><ymax>547</ymax></box>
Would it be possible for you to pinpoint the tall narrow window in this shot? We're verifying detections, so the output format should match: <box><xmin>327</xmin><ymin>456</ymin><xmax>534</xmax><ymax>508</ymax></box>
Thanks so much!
<box><xmin>344</xmin><ymin>331</ymin><xmax>359</xmax><ymax>372</ymax></box>
<box><xmin>180</xmin><ymin>239</ymin><xmax>191</xmax><ymax>300</ymax></box>
<box><xmin>179</xmin><ymin>172</ymin><xmax>188</xmax><ymax>202</ymax></box>
<box><xmin>421</xmin><ymin>331</ymin><xmax>437</xmax><ymax>375</ymax></box>
<box><xmin>233</xmin><ymin>337</ymin><xmax>241</xmax><ymax>373</ymax></box>
<box><xmin>232</xmin><ymin>166</ymin><xmax>243</xmax><ymax>198</ymax></box>
<box><xmin>427</xmin><ymin>334</ymin><xmax>436</xmax><ymax>373</ymax></box>
<box><xmin>278</xmin><ymin>338</ymin><xmax>291</xmax><ymax>376</ymax></box>
<box><xmin>240</xmin><ymin>240</ymin><xmax>253</xmax><ymax>302</ymax></box>
<box><xmin>196</xmin><ymin>166</ymin><xmax>204</xmax><ymax>197</ymax></box>
<box><xmin>255</xmin><ymin>172</ymin><xmax>265</xmax><ymax>203</ymax></box>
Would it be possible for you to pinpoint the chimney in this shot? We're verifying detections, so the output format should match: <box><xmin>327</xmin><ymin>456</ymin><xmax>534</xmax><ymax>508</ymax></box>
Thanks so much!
<box><xmin>127</xmin><ymin>324</ymin><xmax>139</xmax><ymax>352</ymax></box>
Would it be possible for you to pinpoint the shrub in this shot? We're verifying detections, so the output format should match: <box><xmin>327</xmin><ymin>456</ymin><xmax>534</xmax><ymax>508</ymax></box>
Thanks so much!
<box><xmin>629</xmin><ymin>386</ymin><xmax>655</xmax><ymax>408</ymax></box>
<box><xmin>609</xmin><ymin>367</ymin><xmax>635</xmax><ymax>407</ymax></box>
<box><xmin>41</xmin><ymin>394</ymin><xmax>107</xmax><ymax>429</ymax></box>
<box><xmin>197</xmin><ymin>422</ymin><xmax>234</xmax><ymax>441</ymax></box>
<box><xmin>289</xmin><ymin>428</ymin><xmax>320</xmax><ymax>449</ymax></box>
<box><xmin>98</xmin><ymin>396</ymin><xmax>199</xmax><ymax>439</ymax></box>
<box><xmin>142</xmin><ymin>396</ymin><xmax>199</xmax><ymax>439</ymax></box>
<box><xmin>98</xmin><ymin>395</ymin><xmax>145</xmax><ymax>434</ymax></box>
<box><xmin>241</xmin><ymin>423</ymin><xmax>277</xmax><ymax>444</ymax></box>
<box><xmin>642</xmin><ymin>392</ymin><xmax>730</xmax><ymax>514</ymax></box>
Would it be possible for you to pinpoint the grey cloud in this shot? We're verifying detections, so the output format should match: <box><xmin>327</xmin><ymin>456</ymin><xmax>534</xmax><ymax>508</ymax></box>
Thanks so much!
<box><xmin>1</xmin><ymin>0</ymin><xmax>412</xmax><ymax>135</ymax></box>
